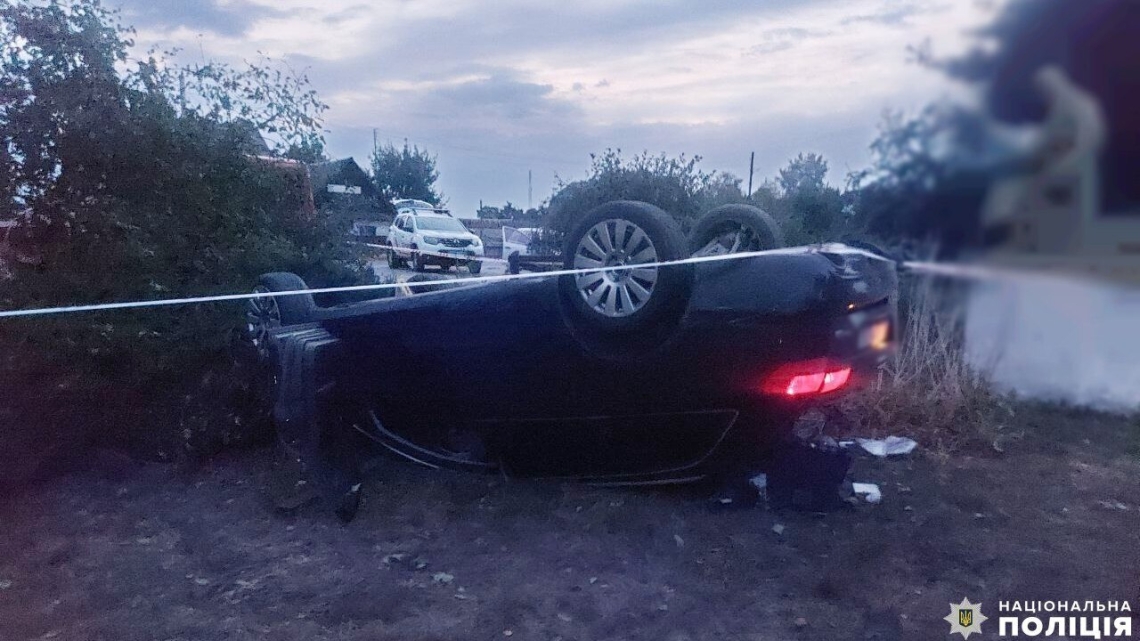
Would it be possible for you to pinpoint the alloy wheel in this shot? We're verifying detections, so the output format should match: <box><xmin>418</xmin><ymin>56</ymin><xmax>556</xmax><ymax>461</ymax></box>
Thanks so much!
<box><xmin>571</xmin><ymin>218</ymin><xmax>659</xmax><ymax>318</ymax></box>
<box><xmin>245</xmin><ymin>286</ymin><xmax>281</xmax><ymax>361</ymax></box>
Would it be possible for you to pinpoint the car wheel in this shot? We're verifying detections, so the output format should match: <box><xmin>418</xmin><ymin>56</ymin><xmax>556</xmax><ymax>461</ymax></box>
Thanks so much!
<box><xmin>688</xmin><ymin>204</ymin><xmax>783</xmax><ymax>256</ymax></box>
<box><xmin>409</xmin><ymin>248</ymin><xmax>425</xmax><ymax>272</ymax></box>
<box><xmin>236</xmin><ymin>272</ymin><xmax>313</xmax><ymax>440</ymax></box>
<box><xmin>559</xmin><ymin>200</ymin><xmax>692</xmax><ymax>334</ymax></box>
<box><xmin>245</xmin><ymin>286</ymin><xmax>283</xmax><ymax>363</ymax></box>
<box><xmin>249</xmin><ymin>273</ymin><xmax>315</xmax><ymax>338</ymax></box>
<box><xmin>386</xmin><ymin>244</ymin><xmax>400</xmax><ymax>269</ymax></box>
<box><xmin>468</xmin><ymin>260</ymin><xmax>482</xmax><ymax>274</ymax></box>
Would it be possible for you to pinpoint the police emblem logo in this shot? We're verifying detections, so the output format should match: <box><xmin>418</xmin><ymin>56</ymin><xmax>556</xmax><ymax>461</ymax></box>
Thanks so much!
<box><xmin>945</xmin><ymin>598</ymin><xmax>987</xmax><ymax>639</ymax></box>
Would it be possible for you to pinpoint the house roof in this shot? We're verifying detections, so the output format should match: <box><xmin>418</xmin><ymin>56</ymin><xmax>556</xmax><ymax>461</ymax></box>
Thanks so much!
<box><xmin>229</xmin><ymin>120</ymin><xmax>272</xmax><ymax>156</ymax></box>
<box><xmin>310</xmin><ymin>158</ymin><xmax>377</xmax><ymax>198</ymax></box>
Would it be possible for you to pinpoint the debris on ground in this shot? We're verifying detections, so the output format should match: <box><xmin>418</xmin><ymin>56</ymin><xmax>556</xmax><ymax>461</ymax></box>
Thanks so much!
<box><xmin>852</xmin><ymin>483</ymin><xmax>882</xmax><ymax>504</ymax></box>
<box><xmin>1096</xmin><ymin>500</ymin><xmax>1129</xmax><ymax>511</ymax></box>
<box><xmin>771</xmin><ymin>524</ymin><xmax>785</xmax><ymax>535</ymax></box>
<box><xmin>709</xmin><ymin>481</ymin><xmax>760</xmax><ymax>509</ymax></box>
<box><xmin>432</xmin><ymin>572</ymin><xmax>455</xmax><ymax>584</ymax></box>
<box><xmin>856</xmin><ymin>436</ymin><xmax>917</xmax><ymax>457</ymax></box>
<box><xmin>767</xmin><ymin>440</ymin><xmax>851</xmax><ymax>511</ymax></box>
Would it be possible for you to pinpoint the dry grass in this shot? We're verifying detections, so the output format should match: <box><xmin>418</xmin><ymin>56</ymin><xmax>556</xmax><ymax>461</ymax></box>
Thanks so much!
<box><xmin>846</xmin><ymin>275</ymin><xmax>1015</xmax><ymax>454</ymax></box>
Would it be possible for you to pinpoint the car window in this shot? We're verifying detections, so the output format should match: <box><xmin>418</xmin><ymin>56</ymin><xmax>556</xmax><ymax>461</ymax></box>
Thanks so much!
<box><xmin>505</xmin><ymin>228</ymin><xmax>532</xmax><ymax>244</ymax></box>
<box><xmin>415</xmin><ymin>216</ymin><xmax>468</xmax><ymax>233</ymax></box>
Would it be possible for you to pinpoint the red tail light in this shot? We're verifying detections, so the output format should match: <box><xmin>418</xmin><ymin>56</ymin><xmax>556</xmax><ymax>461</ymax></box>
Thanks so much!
<box><xmin>762</xmin><ymin>360</ymin><xmax>853</xmax><ymax>397</ymax></box>
<box><xmin>819</xmin><ymin>368</ymin><xmax>851</xmax><ymax>393</ymax></box>
<box><xmin>785</xmin><ymin>372</ymin><xmax>826</xmax><ymax>396</ymax></box>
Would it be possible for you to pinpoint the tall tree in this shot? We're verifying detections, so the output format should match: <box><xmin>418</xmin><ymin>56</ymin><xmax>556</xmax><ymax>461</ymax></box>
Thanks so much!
<box><xmin>701</xmin><ymin>172</ymin><xmax>746</xmax><ymax>209</ymax></box>
<box><xmin>769</xmin><ymin>154</ymin><xmax>844</xmax><ymax>243</ymax></box>
<box><xmin>370</xmin><ymin>141</ymin><xmax>443</xmax><ymax>206</ymax></box>
<box><xmin>777</xmin><ymin>153</ymin><xmax>829</xmax><ymax>194</ymax></box>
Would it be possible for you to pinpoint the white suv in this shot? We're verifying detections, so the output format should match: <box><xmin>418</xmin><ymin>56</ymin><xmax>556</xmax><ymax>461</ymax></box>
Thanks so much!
<box><xmin>387</xmin><ymin>212</ymin><xmax>485</xmax><ymax>273</ymax></box>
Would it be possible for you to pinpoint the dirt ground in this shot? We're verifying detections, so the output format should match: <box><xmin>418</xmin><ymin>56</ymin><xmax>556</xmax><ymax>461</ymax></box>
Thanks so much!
<box><xmin>1</xmin><ymin>404</ymin><xmax>1137</xmax><ymax>641</ymax></box>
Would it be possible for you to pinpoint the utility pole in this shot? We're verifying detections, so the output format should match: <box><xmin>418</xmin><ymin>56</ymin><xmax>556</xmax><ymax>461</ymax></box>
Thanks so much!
<box><xmin>373</xmin><ymin>128</ymin><xmax>378</xmax><ymax>155</ymax></box>
<box><xmin>747</xmin><ymin>151</ymin><xmax>755</xmax><ymax>200</ymax></box>
<box><xmin>528</xmin><ymin>170</ymin><xmax>533</xmax><ymax>210</ymax></box>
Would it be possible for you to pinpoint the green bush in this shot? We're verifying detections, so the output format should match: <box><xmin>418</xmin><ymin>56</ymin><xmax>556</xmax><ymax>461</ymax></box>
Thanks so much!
<box><xmin>544</xmin><ymin>149</ymin><xmax>746</xmax><ymax>234</ymax></box>
<box><xmin>0</xmin><ymin>0</ymin><xmax>373</xmax><ymax>466</ymax></box>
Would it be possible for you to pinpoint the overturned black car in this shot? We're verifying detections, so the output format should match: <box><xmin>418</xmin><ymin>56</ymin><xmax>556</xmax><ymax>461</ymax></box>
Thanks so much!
<box><xmin>243</xmin><ymin>201</ymin><xmax>898</xmax><ymax>517</ymax></box>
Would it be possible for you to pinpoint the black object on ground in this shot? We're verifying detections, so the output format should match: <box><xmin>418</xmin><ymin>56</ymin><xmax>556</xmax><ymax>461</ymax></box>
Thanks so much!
<box><xmin>766</xmin><ymin>440</ymin><xmax>853</xmax><ymax>512</ymax></box>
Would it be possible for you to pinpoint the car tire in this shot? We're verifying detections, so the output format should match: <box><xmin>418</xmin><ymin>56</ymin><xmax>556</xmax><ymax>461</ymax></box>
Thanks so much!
<box><xmin>559</xmin><ymin>200</ymin><xmax>692</xmax><ymax>335</ymax></box>
<box><xmin>468</xmin><ymin>260</ymin><xmax>482</xmax><ymax>274</ymax></box>
<box><xmin>386</xmin><ymin>244</ymin><xmax>401</xmax><ymax>269</ymax></box>
<box><xmin>256</xmin><ymin>272</ymin><xmax>316</xmax><ymax>326</ymax></box>
<box><xmin>235</xmin><ymin>272</ymin><xmax>314</xmax><ymax>441</ymax></box>
<box><xmin>409</xmin><ymin>247</ymin><xmax>425</xmax><ymax>272</ymax></box>
<box><xmin>688</xmin><ymin>204</ymin><xmax>783</xmax><ymax>256</ymax></box>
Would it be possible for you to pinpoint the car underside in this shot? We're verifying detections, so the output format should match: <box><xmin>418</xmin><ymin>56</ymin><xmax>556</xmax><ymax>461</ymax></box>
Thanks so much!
<box><xmin>244</xmin><ymin>201</ymin><xmax>899</xmax><ymax>517</ymax></box>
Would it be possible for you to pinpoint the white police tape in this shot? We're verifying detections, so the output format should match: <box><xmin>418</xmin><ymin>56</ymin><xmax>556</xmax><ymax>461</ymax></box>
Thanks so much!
<box><xmin>0</xmin><ymin>243</ymin><xmax>899</xmax><ymax>319</ymax></box>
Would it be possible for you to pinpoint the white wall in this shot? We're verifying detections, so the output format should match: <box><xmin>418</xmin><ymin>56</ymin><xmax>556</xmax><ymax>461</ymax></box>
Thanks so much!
<box><xmin>965</xmin><ymin>275</ymin><xmax>1140</xmax><ymax>412</ymax></box>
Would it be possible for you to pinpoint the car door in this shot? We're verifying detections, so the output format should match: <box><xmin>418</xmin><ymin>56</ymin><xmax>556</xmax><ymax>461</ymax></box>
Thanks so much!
<box><xmin>502</xmin><ymin>226</ymin><xmax>532</xmax><ymax>257</ymax></box>
<box><xmin>388</xmin><ymin>215</ymin><xmax>402</xmax><ymax>248</ymax></box>
<box><xmin>405</xmin><ymin>215</ymin><xmax>418</xmax><ymax>247</ymax></box>
<box><xmin>394</xmin><ymin>215</ymin><xmax>412</xmax><ymax>251</ymax></box>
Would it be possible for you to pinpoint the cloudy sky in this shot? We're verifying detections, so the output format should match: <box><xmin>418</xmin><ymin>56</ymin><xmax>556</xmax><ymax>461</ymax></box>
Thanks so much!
<box><xmin>117</xmin><ymin>0</ymin><xmax>1002</xmax><ymax>216</ymax></box>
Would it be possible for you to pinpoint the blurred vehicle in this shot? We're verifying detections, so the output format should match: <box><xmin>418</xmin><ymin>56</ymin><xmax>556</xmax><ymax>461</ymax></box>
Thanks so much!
<box><xmin>386</xmin><ymin>211</ymin><xmax>485</xmax><ymax>273</ymax></box>
<box><xmin>502</xmin><ymin>226</ymin><xmax>540</xmax><ymax>257</ymax></box>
